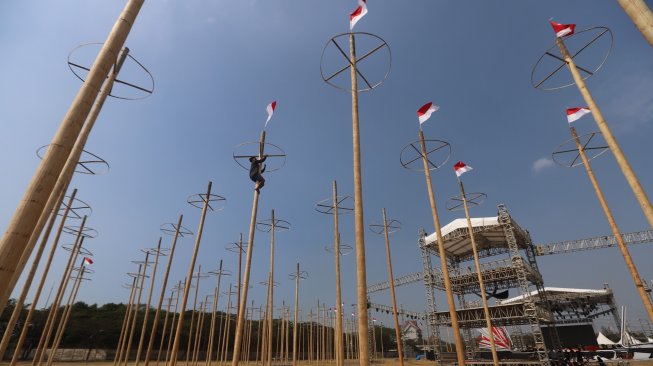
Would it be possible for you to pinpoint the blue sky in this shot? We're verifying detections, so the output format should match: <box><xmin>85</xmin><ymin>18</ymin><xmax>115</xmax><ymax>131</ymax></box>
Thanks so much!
<box><xmin>1</xmin><ymin>1</ymin><xmax>652</xmax><ymax>333</ymax></box>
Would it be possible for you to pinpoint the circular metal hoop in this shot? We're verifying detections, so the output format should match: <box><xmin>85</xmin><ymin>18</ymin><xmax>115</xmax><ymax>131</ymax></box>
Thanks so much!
<box><xmin>320</xmin><ymin>32</ymin><xmax>392</xmax><ymax>93</ymax></box>
<box><xmin>192</xmin><ymin>271</ymin><xmax>211</xmax><ymax>280</ymax></box>
<box><xmin>208</xmin><ymin>269</ymin><xmax>232</xmax><ymax>277</ymax></box>
<box><xmin>368</xmin><ymin>219</ymin><xmax>402</xmax><ymax>235</ymax></box>
<box><xmin>37</xmin><ymin>145</ymin><xmax>110</xmax><ymax>175</ymax></box>
<box><xmin>288</xmin><ymin>271</ymin><xmax>309</xmax><ymax>280</ymax></box>
<box><xmin>446</xmin><ymin>192</ymin><xmax>487</xmax><ymax>212</ymax></box>
<box><xmin>69</xmin><ymin>276</ymin><xmax>92</xmax><ymax>282</ymax></box>
<box><xmin>73</xmin><ymin>266</ymin><xmax>96</xmax><ymax>275</ymax></box>
<box><xmin>232</xmin><ymin>141</ymin><xmax>287</xmax><ymax>172</ymax></box>
<box><xmin>400</xmin><ymin>139</ymin><xmax>451</xmax><ymax>172</ymax></box>
<box><xmin>127</xmin><ymin>271</ymin><xmax>147</xmax><ymax>279</ymax></box>
<box><xmin>61</xmin><ymin>244</ymin><xmax>93</xmax><ymax>256</ymax></box>
<box><xmin>67</xmin><ymin>43</ymin><xmax>155</xmax><ymax>100</ymax></box>
<box><xmin>552</xmin><ymin>131</ymin><xmax>609</xmax><ymax>168</ymax></box>
<box><xmin>122</xmin><ymin>283</ymin><xmax>133</xmax><ymax>289</ymax></box>
<box><xmin>187</xmin><ymin>193</ymin><xmax>226</xmax><ymax>211</ymax></box>
<box><xmin>225</xmin><ymin>241</ymin><xmax>248</xmax><ymax>253</ymax></box>
<box><xmin>259</xmin><ymin>280</ymin><xmax>280</xmax><ymax>288</ymax></box>
<box><xmin>142</xmin><ymin>247</ymin><xmax>170</xmax><ymax>257</ymax></box>
<box><xmin>531</xmin><ymin>27</ymin><xmax>613</xmax><ymax>91</ymax></box>
<box><xmin>160</xmin><ymin>223</ymin><xmax>193</xmax><ymax>237</ymax></box>
<box><xmin>315</xmin><ymin>195</ymin><xmax>354</xmax><ymax>215</ymax></box>
<box><xmin>58</xmin><ymin>196</ymin><xmax>92</xmax><ymax>219</ymax></box>
<box><xmin>62</xmin><ymin>225</ymin><xmax>98</xmax><ymax>239</ymax></box>
<box><xmin>324</xmin><ymin>243</ymin><xmax>354</xmax><ymax>255</ymax></box>
<box><xmin>256</xmin><ymin>218</ymin><xmax>291</xmax><ymax>233</ymax></box>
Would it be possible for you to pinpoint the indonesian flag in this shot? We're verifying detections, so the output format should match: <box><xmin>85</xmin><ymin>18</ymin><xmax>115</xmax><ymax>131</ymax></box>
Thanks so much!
<box><xmin>349</xmin><ymin>0</ymin><xmax>368</xmax><ymax>30</ymax></box>
<box><xmin>83</xmin><ymin>257</ymin><xmax>94</xmax><ymax>265</ymax></box>
<box><xmin>454</xmin><ymin>161</ymin><xmax>473</xmax><ymax>177</ymax></box>
<box><xmin>566</xmin><ymin>107</ymin><xmax>591</xmax><ymax>123</ymax></box>
<box><xmin>549</xmin><ymin>20</ymin><xmax>575</xmax><ymax>38</ymax></box>
<box><xmin>417</xmin><ymin>102</ymin><xmax>439</xmax><ymax>125</ymax></box>
<box><xmin>265</xmin><ymin>101</ymin><xmax>276</xmax><ymax>127</ymax></box>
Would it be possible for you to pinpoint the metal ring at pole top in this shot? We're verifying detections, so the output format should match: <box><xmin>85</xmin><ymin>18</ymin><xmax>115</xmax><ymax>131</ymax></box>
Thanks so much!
<box><xmin>208</xmin><ymin>268</ymin><xmax>232</xmax><ymax>277</ymax></box>
<box><xmin>122</xmin><ymin>283</ymin><xmax>133</xmax><ymax>289</ymax></box>
<box><xmin>320</xmin><ymin>32</ymin><xmax>392</xmax><ymax>93</ymax></box>
<box><xmin>58</xmin><ymin>196</ymin><xmax>92</xmax><ymax>219</ymax></box>
<box><xmin>62</xmin><ymin>225</ymin><xmax>98</xmax><ymax>239</ymax></box>
<box><xmin>67</xmin><ymin>42</ymin><xmax>155</xmax><ymax>100</ymax></box>
<box><xmin>37</xmin><ymin>145</ymin><xmax>110</xmax><ymax>175</ymax></box>
<box><xmin>400</xmin><ymin>139</ymin><xmax>451</xmax><ymax>172</ymax></box>
<box><xmin>256</xmin><ymin>218</ymin><xmax>291</xmax><ymax>233</ymax></box>
<box><xmin>552</xmin><ymin>131</ymin><xmax>609</xmax><ymax>168</ymax></box>
<box><xmin>73</xmin><ymin>266</ymin><xmax>96</xmax><ymax>275</ymax></box>
<box><xmin>192</xmin><ymin>270</ymin><xmax>211</xmax><ymax>279</ymax></box>
<box><xmin>368</xmin><ymin>219</ymin><xmax>402</xmax><ymax>235</ymax></box>
<box><xmin>446</xmin><ymin>192</ymin><xmax>487</xmax><ymax>212</ymax></box>
<box><xmin>314</xmin><ymin>195</ymin><xmax>354</xmax><ymax>215</ymax></box>
<box><xmin>324</xmin><ymin>243</ymin><xmax>353</xmax><ymax>256</ymax></box>
<box><xmin>225</xmin><ymin>241</ymin><xmax>248</xmax><ymax>253</ymax></box>
<box><xmin>187</xmin><ymin>192</ymin><xmax>226</xmax><ymax>211</ymax></box>
<box><xmin>259</xmin><ymin>280</ymin><xmax>280</xmax><ymax>288</ymax></box>
<box><xmin>61</xmin><ymin>243</ymin><xmax>93</xmax><ymax>256</ymax></box>
<box><xmin>141</xmin><ymin>247</ymin><xmax>170</xmax><ymax>257</ymax></box>
<box><xmin>160</xmin><ymin>222</ymin><xmax>193</xmax><ymax>237</ymax></box>
<box><xmin>288</xmin><ymin>271</ymin><xmax>309</xmax><ymax>280</ymax></box>
<box><xmin>232</xmin><ymin>141</ymin><xmax>287</xmax><ymax>172</ymax></box>
<box><xmin>531</xmin><ymin>27</ymin><xmax>613</xmax><ymax>91</ymax></box>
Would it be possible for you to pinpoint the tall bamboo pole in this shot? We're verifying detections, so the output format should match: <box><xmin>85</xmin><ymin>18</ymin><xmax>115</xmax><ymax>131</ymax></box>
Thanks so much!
<box><xmin>256</xmin><ymin>306</ymin><xmax>263</xmax><ymax>366</ymax></box>
<box><xmin>122</xmin><ymin>252</ymin><xmax>151</xmax><ymax>366</ymax></box>
<box><xmin>555</xmin><ymin>37</ymin><xmax>653</xmax><ymax>231</ymax></box>
<box><xmin>330</xmin><ymin>181</ymin><xmax>345</xmax><ymax>366</ymax></box>
<box><xmin>187</xmin><ymin>267</ymin><xmax>204</xmax><ymax>366</ymax></box>
<box><xmin>457</xmin><ymin>181</ymin><xmax>499</xmax><ymax>366</ymax></box>
<box><xmin>116</xmin><ymin>270</ymin><xmax>140</xmax><ymax>366</ymax></box>
<box><xmin>293</xmin><ymin>264</ymin><xmax>300</xmax><ymax>366</ymax></box>
<box><xmin>244</xmin><ymin>303</ymin><xmax>254</xmax><ymax>364</ymax></box>
<box><xmin>379</xmin><ymin>209</ymin><xmax>404</xmax><ymax>366</ymax></box>
<box><xmin>206</xmin><ymin>260</ymin><xmax>224</xmax><ymax>366</ymax></box>
<box><xmin>33</xmin><ymin>216</ymin><xmax>87</xmax><ymax>366</ymax></box>
<box><xmin>617</xmin><ymin>0</ymin><xmax>653</xmax><ymax>47</ymax></box>
<box><xmin>2</xmin><ymin>188</ymin><xmax>73</xmax><ymax>361</ymax></box>
<box><xmin>136</xmin><ymin>240</ymin><xmax>164</xmax><ymax>366</ymax></box>
<box><xmin>237</xmin><ymin>233</ymin><xmax>243</xmax><ymax>320</ymax></box>
<box><xmin>261</xmin><ymin>275</ymin><xmax>272</xmax><ymax>366</ymax></box>
<box><xmin>157</xmin><ymin>294</ymin><xmax>174</xmax><ymax>366</ymax></box>
<box><xmin>164</xmin><ymin>281</ymin><xmax>183</xmax><ymax>366</ymax></box>
<box><xmin>193</xmin><ymin>300</ymin><xmax>209</xmax><ymax>366</ymax></box>
<box><xmin>266</xmin><ymin>210</ymin><xmax>277</xmax><ymax>366</ymax></box>
<box><xmin>0</xmin><ymin>0</ymin><xmax>144</xmax><ymax>312</ymax></box>
<box><xmin>169</xmin><ymin>181</ymin><xmax>213</xmax><ymax>366</ymax></box>
<box><xmin>232</xmin><ymin>131</ymin><xmax>266</xmax><ymax>366</ymax></box>
<box><xmin>220</xmin><ymin>286</ymin><xmax>233</xmax><ymax>366</ymax></box>
<box><xmin>145</xmin><ymin>215</ymin><xmax>186</xmax><ymax>366</ymax></box>
<box><xmin>568</xmin><ymin>126</ymin><xmax>653</xmax><ymax>321</ymax></box>
<box><xmin>417</xmin><ymin>128</ymin><xmax>466</xmax><ymax>365</ymax></box>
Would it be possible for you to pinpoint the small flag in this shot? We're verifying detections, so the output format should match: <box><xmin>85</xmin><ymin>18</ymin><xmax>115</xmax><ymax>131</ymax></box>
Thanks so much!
<box><xmin>265</xmin><ymin>101</ymin><xmax>277</xmax><ymax>126</ymax></box>
<box><xmin>349</xmin><ymin>0</ymin><xmax>368</xmax><ymax>30</ymax></box>
<box><xmin>83</xmin><ymin>257</ymin><xmax>94</xmax><ymax>265</ymax></box>
<box><xmin>549</xmin><ymin>20</ymin><xmax>576</xmax><ymax>38</ymax></box>
<box><xmin>417</xmin><ymin>102</ymin><xmax>439</xmax><ymax>125</ymax></box>
<box><xmin>454</xmin><ymin>161</ymin><xmax>473</xmax><ymax>177</ymax></box>
<box><xmin>566</xmin><ymin>107</ymin><xmax>591</xmax><ymax>123</ymax></box>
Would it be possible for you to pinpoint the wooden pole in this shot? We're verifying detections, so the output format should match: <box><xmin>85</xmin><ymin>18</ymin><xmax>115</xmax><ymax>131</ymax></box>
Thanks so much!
<box><xmin>164</xmin><ymin>281</ymin><xmax>183</xmax><ymax>366</ymax></box>
<box><xmin>136</xmin><ymin>239</ymin><xmax>163</xmax><ymax>366</ymax></box>
<box><xmin>417</xmin><ymin>129</ymin><xmax>466</xmax><ymax>365</ymax></box>
<box><xmin>116</xmin><ymin>270</ymin><xmax>140</xmax><ymax>366</ymax></box>
<box><xmin>187</xmin><ymin>267</ymin><xmax>203</xmax><ymax>366</ymax></box>
<box><xmin>617</xmin><ymin>0</ymin><xmax>653</xmax><ymax>47</ymax></box>
<box><xmin>206</xmin><ymin>260</ymin><xmax>224</xmax><ymax>366</ymax></box>
<box><xmin>220</xmin><ymin>286</ymin><xmax>233</xmax><ymax>366</ymax></box>
<box><xmin>458</xmin><ymin>181</ymin><xmax>499</xmax><ymax>366</ymax></box>
<box><xmin>256</xmin><ymin>306</ymin><xmax>263</xmax><ymax>366</ymax></box>
<box><xmin>569</xmin><ymin>126</ymin><xmax>653</xmax><ymax>321</ymax></box>
<box><xmin>380</xmin><ymin>208</ymin><xmax>404</xmax><ymax>366</ymax></box>
<box><xmin>145</xmin><ymin>215</ymin><xmax>186</xmax><ymax>366</ymax></box>
<box><xmin>1</xmin><ymin>188</ymin><xmax>72</xmax><ymax>360</ymax></box>
<box><xmin>0</xmin><ymin>0</ymin><xmax>144</xmax><ymax>311</ymax></box>
<box><xmin>331</xmin><ymin>181</ymin><xmax>345</xmax><ymax>366</ymax></box>
<box><xmin>266</xmin><ymin>210</ymin><xmax>277</xmax><ymax>366</ymax></box>
<box><xmin>232</xmin><ymin>131</ymin><xmax>266</xmax><ymax>366</ymax></box>
<box><xmin>169</xmin><ymin>181</ymin><xmax>213</xmax><ymax>366</ymax></box>
<box><xmin>237</xmin><ymin>233</ymin><xmax>243</xmax><ymax>320</ymax></box>
<box><xmin>193</xmin><ymin>300</ymin><xmax>209</xmax><ymax>366</ymax></box>
<box><xmin>156</xmin><ymin>294</ymin><xmax>174</xmax><ymax>366</ymax></box>
<box><xmin>33</xmin><ymin>217</ymin><xmax>87</xmax><ymax>366</ymax></box>
<box><xmin>122</xmin><ymin>252</ymin><xmax>151</xmax><ymax>366</ymax></box>
<box><xmin>555</xmin><ymin>37</ymin><xmax>653</xmax><ymax>230</ymax></box>
<box><xmin>348</xmin><ymin>32</ymin><xmax>370</xmax><ymax>366</ymax></box>
<box><xmin>293</xmin><ymin>264</ymin><xmax>300</xmax><ymax>366</ymax></box>
<box><xmin>245</xmin><ymin>303</ymin><xmax>254</xmax><ymax>364</ymax></box>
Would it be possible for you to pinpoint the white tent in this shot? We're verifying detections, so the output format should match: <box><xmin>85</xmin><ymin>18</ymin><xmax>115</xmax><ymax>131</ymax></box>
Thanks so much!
<box><xmin>619</xmin><ymin>332</ymin><xmax>643</xmax><ymax>346</ymax></box>
<box><xmin>597</xmin><ymin>332</ymin><xmax>617</xmax><ymax>346</ymax></box>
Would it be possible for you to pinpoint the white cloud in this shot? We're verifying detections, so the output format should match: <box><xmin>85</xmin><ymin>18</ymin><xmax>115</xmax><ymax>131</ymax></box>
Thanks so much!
<box><xmin>532</xmin><ymin>157</ymin><xmax>554</xmax><ymax>173</ymax></box>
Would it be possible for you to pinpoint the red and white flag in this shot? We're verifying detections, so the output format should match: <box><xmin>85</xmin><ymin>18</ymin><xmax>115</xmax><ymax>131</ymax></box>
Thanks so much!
<box><xmin>83</xmin><ymin>257</ymin><xmax>94</xmax><ymax>265</ymax></box>
<box><xmin>265</xmin><ymin>101</ymin><xmax>277</xmax><ymax>127</ymax></box>
<box><xmin>417</xmin><ymin>102</ymin><xmax>439</xmax><ymax>125</ymax></box>
<box><xmin>350</xmin><ymin>0</ymin><xmax>368</xmax><ymax>30</ymax></box>
<box><xmin>454</xmin><ymin>161</ymin><xmax>473</xmax><ymax>177</ymax></box>
<box><xmin>566</xmin><ymin>107</ymin><xmax>591</xmax><ymax>123</ymax></box>
<box><xmin>549</xmin><ymin>20</ymin><xmax>575</xmax><ymax>38</ymax></box>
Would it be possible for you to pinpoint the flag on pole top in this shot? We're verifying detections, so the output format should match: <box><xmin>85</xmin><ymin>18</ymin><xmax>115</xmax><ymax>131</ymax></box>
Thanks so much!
<box><xmin>566</xmin><ymin>107</ymin><xmax>591</xmax><ymax>123</ymax></box>
<box><xmin>350</xmin><ymin>0</ymin><xmax>368</xmax><ymax>30</ymax></box>
<box><xmin>454</xmin><ymin>161</ymin><xmax>473</xmax><ymax>177</ymax></box>
<box><xmin>417</xmin><ymin>102</ymin><xmax>439</xmax><ymax>125</ymax></box>
<box><xmin>83</xmin><ymin>257</ymin><xmax>94</xmax><ymax>265</ymax></box>
<box><xmin>549</xmin><ymin>20</ymin><xmax>576</xmax><ymax>38</ymax></box>
<box><xmin>265</xmin><ymin>101</ymin><xmax>277</xmax><ymax>127</ymax></box>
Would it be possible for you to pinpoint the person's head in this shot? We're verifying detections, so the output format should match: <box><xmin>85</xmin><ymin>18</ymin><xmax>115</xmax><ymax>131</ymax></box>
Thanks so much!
<box><xmin>249</xmin><ymin>156</ymin><xmax>256</xmax><ymax>162</ymax></box>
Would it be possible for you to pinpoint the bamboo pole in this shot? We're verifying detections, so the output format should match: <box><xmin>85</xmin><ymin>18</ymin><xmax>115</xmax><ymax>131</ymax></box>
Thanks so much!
<box><xmin>568</xmin><ymin>126</ymin><xmax>653</xmax><ymax>321</ymax></box>
<box><xmin>2</xmin><ymin>188</ymin><xmax>73</xmax><ymax>362</ymax></box>
<box><xmin>256</xmin><ymin>306</ymin><xmax>263</xmax><ymax>366</ymax></box>
<box><xmin>122</xmin><ymin>252</ymin><xmax>151</xmax><ymax>366</ymax></box>
<box><xmin>0</xmin><ymin>0</ymin><xmax>144</xmax><ymax>312</ymax></box>
<box><xmin>331</xmin><ymin>181</ymin><xmax>345</xmax><ymax>366</ymax></box>
<box><xmin>136</xmin><ymin>239</ymin><xmax>164</xmax><ymax>366</ymax></box>
<box><xmin>457</xmin><ymin>181</ymin><xmax>499</xmax><ymax>366</ymax></box>
<box><xmin>348</xmin><ymin>32</ymin><xmax>370</xmax><ymax>366</ymax></box>
<box><xmin>216</xmin><ymin>307</ymin><xmax>226</xmax><ymax>363</ymax></box>
<box><xmin>617</xmin><ymin>0</ymin><xmax>653</xmax><ymax>47</ymax></box>
<box><xmin>206</xmin><ymin>260</ymin><xmax>224</xmax><ymax>366</ymax></box>
<box><xmin>220</xmin><ymin>286</ymin><xmax>233</xmax><ymax>366</ymax></box>
<box><xmin>187</xmin><ymin>267</ymin><xmax>204</xmax><ymax>366</ymax></box>
<box><xmin>555</xmin><ymin>37</ymin><xmax>653</xmax><ymax>231</ymax></box>
<box><xmin>266</xmin><ymin>210</ymin><xmax>276</xmax><ymax>366</ymax></box>
<box><xmin>293</xmin><ymin>264</ymin><xmax>300</xmax><ymax>366</ymax></box>
<box><xmin>33</xmin><ymin>217</ymin><xmax>88</xmax><ymax>366</ymax></box>
<box><xmin>193</xmin><ymin>300</ymin><xmax>209</xmax><ymax>366</ymax></box>
<box><xmin>116</xmin><ymin>271</ymin><xmax>140</xmax><ymax>366</ymax></box>
<box><xmin>165</xmin><ymin>281</ymin><xmax>183</xmax><ymax>366</ymax></box>
<box><xmin>309</xmin><ymin>310</ymin><xmax>314</xmax><ymax>365</ymax></box>
<box><xmin>261</xmin><ymin>275</ymin><xmax>272</xmax><ymax>366</ymax></box>
<box><xmin>245</xmin><ymin>303</ymin><xmax>254</xmax><ymax>363</ymax></box>
<box><xmin>237</xmin><ymin>233</ymin><xmax>243</xmax><ymax>320</ymax></box>
<box><xmin>380</xmin><ymin>209</ymin><xmax>404</xmax><ymax>366</ymax></box>
<box><xmin>417</xmin><ymin>129</ymin><xmax>466</xmax><ymax>365</ymax></box>
<box><xmin>232</xmin><ymin>131</ymin><xmax>265</xmax><ymax>366</ymax></box>
<box><xmin>156</xmin><ymin>294</ymin><xmax>174</xmax><ymax>366</ymax></box>
<box><xmin>279</xmin><ymin>304</ymin><xmax>285</xmax><ymax>363</ymax></box>
<box><xmin>145</xmin><ymin>215</ymin><xmax>186</xmax><ymax>366</ymax></box>
<box><xmin>169</xmin><ymin>181</ymin><xmax>213</xmax><ymax>366</ymax></box>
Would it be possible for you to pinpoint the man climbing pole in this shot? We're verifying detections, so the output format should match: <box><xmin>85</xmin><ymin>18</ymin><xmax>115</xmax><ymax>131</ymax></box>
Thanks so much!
<box><xmin>249</xmin><ymin>155</ymin><xmax>268</xmax><ymax>192</ymax></box>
